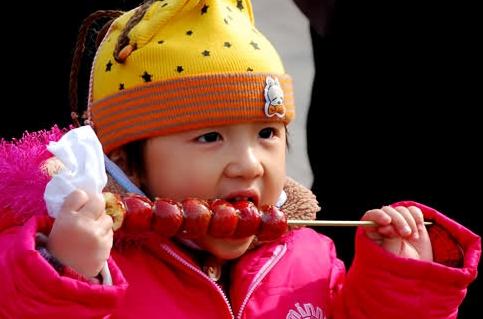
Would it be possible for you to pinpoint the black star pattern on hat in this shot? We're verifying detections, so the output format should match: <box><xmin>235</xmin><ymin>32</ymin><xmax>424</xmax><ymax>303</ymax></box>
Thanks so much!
<box><xmin>186</xmin><ymin>30</ymin><xmax>193</xmax><ymax>36</ymax></box>
<box><xmin>176</xmin><ymin>66</ymin><xmax>184</xmax><ymax>73</ymax></box>
<box><xmin>141</xmin><ymin>71</ymin><xmax>152</xmax><ymax>82</ymax></box>
<box><xmin>224</xmin><ymin>18</ymin><xmax>229</xmax><ymax>25</ymax></box>
<box><xmin>226</xmin><ymin>6</ymin><xmax>232</xmax><ymax>12</ymax></box>
<box><xmin>237</xmin><ymin>0</ymin><xmax>244</xmax><ymax>11</ymax></box>
<box><xmin>158</xmin><ymin>40</ymin><xmax>165</xmax><ymax>44</ymax></box>
<box><xmin>201</xmin><ymin>4</ymin><xmax>209</xmax><ymax>15</ymax></box>
<box><xmin>247</xmin><ymin>67</ymin><xmax>254</xmax><ymax>72</ymax></box>
<box><xmin>119</xmin><ymin>83</ymin><xmax>125</xmax><ymax>90</ymax></box>
<box><xmin>202</xmin><ymin>50</ymin><xmax>210</xmax><ymax>57</ymax></box>
<box><xmin>162</xmin><ymin>3</ymin><xmax>168</xmax><ymax>8</ymax></box>
<box><xmin>224</xmin><ymin>41</ymin><xmax>232</xmax><ymax>48</ymax></box>
<box><xmin>105</xmin><ymin>60</ymin><xmax>113</xmax><ymax>72</ymax></box>
<box><xmin>250</xmin><ymin>41</ymin><xmax>260</xmax><ymax>50</ymax></box>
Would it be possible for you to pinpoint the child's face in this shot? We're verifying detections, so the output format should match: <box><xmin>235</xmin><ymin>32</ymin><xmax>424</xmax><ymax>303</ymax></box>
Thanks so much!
<box><xmin>142</xmin><ymin>122</ymin><xmax>287</xmax><ymax>259</ymax></box>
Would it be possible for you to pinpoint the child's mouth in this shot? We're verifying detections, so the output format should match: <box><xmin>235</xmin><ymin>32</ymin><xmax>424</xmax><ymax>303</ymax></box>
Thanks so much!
<box><xmin>223</xmin><ymin>189</ymin><xmax>259</xmax><ymax>207</ymax></box>
<box><xmin>227</xmin><ymin>197</ymin><xmax>254</xmax><ymax>204</ymax></box>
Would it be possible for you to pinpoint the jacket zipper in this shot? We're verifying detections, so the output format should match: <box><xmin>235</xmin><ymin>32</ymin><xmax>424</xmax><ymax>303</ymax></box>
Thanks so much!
<box><xmin>236</xmin><ymin>244</ymin><xmax>287</xmax><ymax>319</ymax></box>
<box><xmin>160</xmin><ymin>242</ymin><xmax>287</xmax><ymax>319</ymax></box>
<box><xmin>160</xmin><ymin>243</ymin><xmax>235</xmax><ymax>319</ymax></box>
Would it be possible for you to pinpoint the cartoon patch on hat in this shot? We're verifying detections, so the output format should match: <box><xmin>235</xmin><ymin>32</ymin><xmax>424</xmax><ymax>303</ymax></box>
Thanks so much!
<box><xmin>264</xmin><ymin>76</ymin><xmax>285</xmax><ymax>118</ymax></box>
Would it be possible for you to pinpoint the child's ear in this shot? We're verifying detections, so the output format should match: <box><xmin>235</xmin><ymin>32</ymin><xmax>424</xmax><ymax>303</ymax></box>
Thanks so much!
<box><xmin>108</xmin><ymin>148</ymin><xmax>142</xmax><ymax>187</ymax></box>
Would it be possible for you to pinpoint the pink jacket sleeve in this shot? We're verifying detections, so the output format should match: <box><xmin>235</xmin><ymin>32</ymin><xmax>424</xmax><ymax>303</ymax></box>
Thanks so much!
<box><xmin>0</xmin><ymin>215</ymin><xmax>129</xmax><ymax>319</ymax></box>
<box><xmin>331</xmin><ymin>201</ymin><xmax>481</xmax><ymax>319</ymax></box>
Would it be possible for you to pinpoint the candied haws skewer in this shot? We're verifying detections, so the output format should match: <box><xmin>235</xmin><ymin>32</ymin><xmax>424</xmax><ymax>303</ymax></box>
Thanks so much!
<box><xmin>103</xmin><ymin>192</ymin><xmax>287</xmax><ymax>241</ymax></box>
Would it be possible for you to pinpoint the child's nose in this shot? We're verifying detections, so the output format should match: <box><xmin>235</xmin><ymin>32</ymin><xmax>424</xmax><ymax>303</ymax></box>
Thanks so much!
<box><xmin>224</xmin><ymin>147</ymin><xmax>263</xmax><ymax>180</ymax></box>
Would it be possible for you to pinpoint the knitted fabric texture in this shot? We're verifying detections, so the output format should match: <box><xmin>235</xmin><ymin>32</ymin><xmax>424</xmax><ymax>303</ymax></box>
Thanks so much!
<box><xmin>89</xmin><ymin>0</ymin><xmax>295</xmax><ymax>153</ymax></box>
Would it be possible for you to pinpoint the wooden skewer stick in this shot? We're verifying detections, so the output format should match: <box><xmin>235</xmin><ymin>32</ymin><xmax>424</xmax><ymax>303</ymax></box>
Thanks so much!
<box><xmin>287</xmin><ymin>220</ymin><xmax>433</xmax><ymax>227</ymax></box>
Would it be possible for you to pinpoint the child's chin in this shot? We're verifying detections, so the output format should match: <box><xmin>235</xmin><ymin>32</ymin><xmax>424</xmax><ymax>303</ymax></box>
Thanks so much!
<box><xmin>198</xmin><ymin>236</ymin><xmax>254</xmax><ymax>260</ymax></box>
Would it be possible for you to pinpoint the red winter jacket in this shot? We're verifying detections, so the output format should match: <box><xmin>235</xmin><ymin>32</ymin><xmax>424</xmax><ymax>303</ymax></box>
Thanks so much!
<box><xmin>0</xmin><ymin>201</ymin><xmax>479</xmax><ymax>319</ymax></box>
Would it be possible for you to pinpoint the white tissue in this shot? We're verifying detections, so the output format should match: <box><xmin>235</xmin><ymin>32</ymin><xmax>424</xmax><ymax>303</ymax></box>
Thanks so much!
<box><xmin>44</xmin><ymin>126</ymin><xmax>107</xmax><ymax>218</ymax></box>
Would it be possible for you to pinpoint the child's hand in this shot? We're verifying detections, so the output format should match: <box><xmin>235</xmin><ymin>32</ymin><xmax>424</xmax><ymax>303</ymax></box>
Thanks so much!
<box><xmin>361</xmin><ymin>206</ymin><xmax>433</xmax><ymax>261</ymax></box>
<box><xmin>47</xmin><ymin>190</ymin><xmax>113</xmax><ymax>278</ymax></box>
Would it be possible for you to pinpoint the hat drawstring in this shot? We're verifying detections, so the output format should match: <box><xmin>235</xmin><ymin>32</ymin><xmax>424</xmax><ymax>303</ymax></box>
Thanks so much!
<box><xmin>114</xmin><ymin>0</ymin><xmax>199</xmax><ymax>63</ymax></box>
<box><xmin>113</xmin><ymin>0</ymin><xmax>156</xmax><ymax>63</ymax></box>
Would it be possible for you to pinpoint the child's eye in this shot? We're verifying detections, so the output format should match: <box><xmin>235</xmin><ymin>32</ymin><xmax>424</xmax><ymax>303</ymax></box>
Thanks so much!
<box><xmin>197</xmin><ymin>132</ymin><xmax>222</xmax><ymax>143</ymax></box>
<box><xmin>259</xmin><ymin>127</ymin><xmax>275</xmax><ymax>139</ymax></box>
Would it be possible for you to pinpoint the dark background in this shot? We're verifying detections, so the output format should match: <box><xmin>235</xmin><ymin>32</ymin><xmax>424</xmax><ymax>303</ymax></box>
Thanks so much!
<box><xmin>1</xmin><ymin>0</ymin><xmax>480</xmax><ymax>317</ymax></box>
<box><xmin>1</xmin><ymin>1</ymin><xmax>139</xmax><ymax>137</ymax></box>
<box><xmin>303</xmin><ymin>1</ymin><xmax>481</xmax><ymax>318</ymax></box>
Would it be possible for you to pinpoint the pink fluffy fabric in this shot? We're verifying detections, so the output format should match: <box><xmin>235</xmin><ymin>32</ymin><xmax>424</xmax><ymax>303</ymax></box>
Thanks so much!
<box><xmin>0</xmin><ymin>126</ymin><xmax>67</xmax><ymax>230</ymax></box>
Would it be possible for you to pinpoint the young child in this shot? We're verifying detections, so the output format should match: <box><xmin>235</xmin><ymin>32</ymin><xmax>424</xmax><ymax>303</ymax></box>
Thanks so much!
<box><xmin>0</xmin><ymin>1</ymin><xmax>480</xmax><ymax>318</ymax></box>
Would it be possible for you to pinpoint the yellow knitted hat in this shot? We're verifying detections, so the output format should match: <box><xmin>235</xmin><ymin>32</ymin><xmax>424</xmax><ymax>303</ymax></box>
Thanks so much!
<box><xmin>89</xmin><ymin>0</ymin><xmax>295</xmax><ymax>154</ymax></box>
